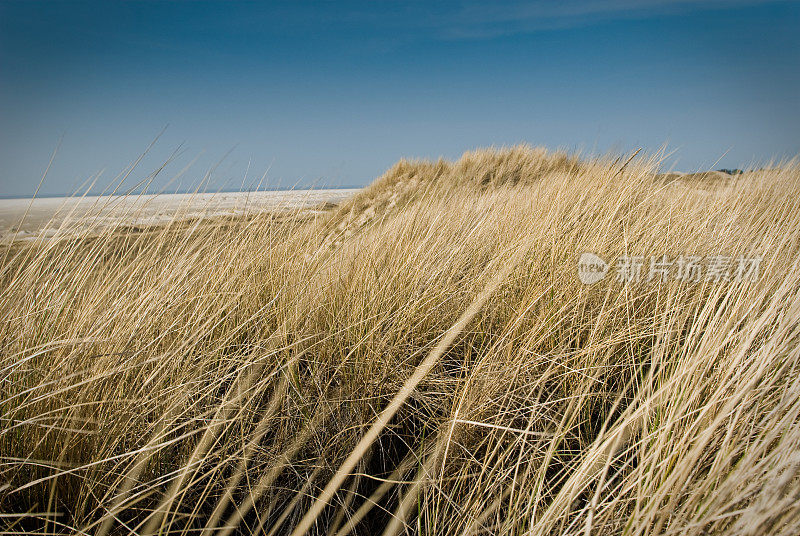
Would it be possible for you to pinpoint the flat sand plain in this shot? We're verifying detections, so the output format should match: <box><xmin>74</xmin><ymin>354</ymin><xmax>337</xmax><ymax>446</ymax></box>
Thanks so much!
<box><xmin>0</xmin><ymin>189</ymin><xmax>359</xmax><ymax>242</ymax></box>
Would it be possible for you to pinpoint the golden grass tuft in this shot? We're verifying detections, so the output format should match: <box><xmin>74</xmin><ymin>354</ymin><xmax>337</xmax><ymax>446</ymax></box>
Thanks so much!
<box><xmin>2</xmin><ymin>146</ymin><xmax>800</xmax><ymax>535</ymax></box>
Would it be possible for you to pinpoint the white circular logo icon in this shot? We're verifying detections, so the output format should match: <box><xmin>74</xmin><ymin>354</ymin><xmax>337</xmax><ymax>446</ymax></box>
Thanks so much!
<box><xmin>578</xmin><ymin>252</ymin><xmax>608</xmax><ymax>285</ymax></box>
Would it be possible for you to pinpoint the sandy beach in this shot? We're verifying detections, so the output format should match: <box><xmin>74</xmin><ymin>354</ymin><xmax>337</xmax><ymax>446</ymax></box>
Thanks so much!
<box><xmin>0</xmin><ymin>189</ymin><xmax>359</xmax><ymax>242</ymax></box>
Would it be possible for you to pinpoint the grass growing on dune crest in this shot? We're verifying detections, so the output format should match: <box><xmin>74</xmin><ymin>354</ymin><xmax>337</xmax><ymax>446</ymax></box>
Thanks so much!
<box><xmin>1</xmin><ymin>146</ymin><xmax>800</xmax><ymax>535</ymax></box>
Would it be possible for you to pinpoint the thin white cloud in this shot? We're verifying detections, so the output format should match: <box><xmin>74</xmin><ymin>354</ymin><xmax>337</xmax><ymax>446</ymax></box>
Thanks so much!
<box><xmin>438</xmin><ymin>0</ymin><xmax>789</xmax><ymax>39</ymax></box>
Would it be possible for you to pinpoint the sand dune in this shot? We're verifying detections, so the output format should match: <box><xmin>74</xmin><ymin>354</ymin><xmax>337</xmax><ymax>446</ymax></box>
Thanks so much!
<box><xmin>3</xmin><ymin>147</ymin><xmax>799</xmax><ymax>534</ymax></box>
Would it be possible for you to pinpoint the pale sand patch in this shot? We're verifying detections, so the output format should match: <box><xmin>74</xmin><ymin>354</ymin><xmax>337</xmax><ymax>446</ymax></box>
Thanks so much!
<box><xmin>0</xmin><ymin>189</ymin><xmax>359</xmax><ymax>242</ymax></box>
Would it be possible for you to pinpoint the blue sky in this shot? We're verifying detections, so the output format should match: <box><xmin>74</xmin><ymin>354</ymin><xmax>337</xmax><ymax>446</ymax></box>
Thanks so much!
<box><xmin>1</xmin><ymin>1</ymin><xmax>798</xmax><ymax>197</ymax></box>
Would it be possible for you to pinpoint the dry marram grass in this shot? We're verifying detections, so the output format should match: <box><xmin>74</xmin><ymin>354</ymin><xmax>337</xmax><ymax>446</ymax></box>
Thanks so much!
<box><xmin>1</xmin><ymin>145</ymin><xmax>799</xmax><ymax>535</ymax></box>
